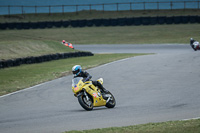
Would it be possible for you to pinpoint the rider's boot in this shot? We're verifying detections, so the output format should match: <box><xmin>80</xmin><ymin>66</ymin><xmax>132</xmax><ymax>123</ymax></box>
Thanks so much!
<box><xmin>97</xmin><ymin>84</ymin><xmax>110</xmax><ymax>100</ymax></box>
<box><xmin>93</xmin><ymin>81</ymin><xmax>109</xmax><ymax>93</ymax></box>
<box><xmin>99</xmin><ymin>84</ymin><xmax>109</xmax><ymax>93</ymax></box>
<box><xmin>102</xmin><ymin>87</ymin><xmax>109</xmax><ymax>93</ymax></box>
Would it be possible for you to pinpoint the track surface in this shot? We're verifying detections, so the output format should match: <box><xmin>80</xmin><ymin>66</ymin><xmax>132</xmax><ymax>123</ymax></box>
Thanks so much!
<box><xmin>0</xmin><ymin>44</ymin><xmax>200</xmax><ymax>133</ymax></box>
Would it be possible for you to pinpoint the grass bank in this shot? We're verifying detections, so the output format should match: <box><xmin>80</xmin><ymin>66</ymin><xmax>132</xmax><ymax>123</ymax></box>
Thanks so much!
<box><xmin>66</xmin><ymin>119</ymin><xmax>200</xmax><ymax>133</ymax></box>
<box><xmin>1</xmin><ymin>24</ymin><xmax>199</xmax><ymax>58</ymax></box>
<box><xmin>0</xmin><ymin>53</ymin><xmax>145</xmax><ymax>96</ymax></box>
<box><xmin>0</xmin><ymin>40</ymin><xmax>78</xmax><ymax>60</ymax></box>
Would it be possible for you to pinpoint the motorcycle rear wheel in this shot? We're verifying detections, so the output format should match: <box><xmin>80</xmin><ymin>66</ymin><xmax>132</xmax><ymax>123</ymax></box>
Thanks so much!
<box><xmin>78</xmin><ymin>95</ymin><xmax>93</xmax><ymax>111</ymax></box>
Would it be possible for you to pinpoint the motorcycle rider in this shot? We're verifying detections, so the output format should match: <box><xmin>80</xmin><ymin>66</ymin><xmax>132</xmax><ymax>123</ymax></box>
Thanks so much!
<box><xmin>72</xmin><ymin>65</ymin><xmax>108</xmax><ymax>93</ymax></box>
<box><xmin>190</xmin><ymin>38</ymin><xmax>200</xmax><ymax>51</ymax></box>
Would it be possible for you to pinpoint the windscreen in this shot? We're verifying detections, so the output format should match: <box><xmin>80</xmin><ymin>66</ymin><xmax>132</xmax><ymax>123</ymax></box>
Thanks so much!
<box><xmin>72</xmin><ymin>77</ymin><xmax>83</xmax><ymax>87</ymax></box>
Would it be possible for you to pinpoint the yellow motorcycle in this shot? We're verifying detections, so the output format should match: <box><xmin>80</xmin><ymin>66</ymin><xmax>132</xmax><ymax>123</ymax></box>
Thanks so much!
<box><xmin>72</xmin><ymin>77</ymin><xmax>116</xmax><ymax>111</ymax></box>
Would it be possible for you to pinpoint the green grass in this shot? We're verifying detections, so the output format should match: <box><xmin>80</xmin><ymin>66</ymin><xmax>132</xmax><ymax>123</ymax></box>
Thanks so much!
<box><xmin>0</xmin><ymin>53</ymin><xmax>145</xmax><ymax>96</ymax></box>
<box><xmin>1</xmin><ymin>9</ymin><xmax>200</xmax><ymax>23</ymax></box>
<box><xmin>66</xmin><ymin>119</ymin><xmax>200</xmax><ymax>133</ymax></box>
<box><xmin>0</xmin><ymin>40</ymin><xmax>78</xmax><ymax>60</ymax></box>
<box><xmin>1</xmin><ymin>24</ymin><xmax>200</xmax><ymax>59</ymax></box>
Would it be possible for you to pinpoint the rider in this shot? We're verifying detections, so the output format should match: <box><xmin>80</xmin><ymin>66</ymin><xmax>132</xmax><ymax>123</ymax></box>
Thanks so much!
<box><xmin>72</xmin><ymin>65</ymin><xmax>108</xmax><ymax>93</ymax></box>
<box><xmin>62</xmin><ymin>40</ymin><xmax>68</xmax><ymax>46</ymax></box>
<box><xmin>190</xmin><ymin>38</ymin><xmax>200</xmax><ymax>51</ymax></box>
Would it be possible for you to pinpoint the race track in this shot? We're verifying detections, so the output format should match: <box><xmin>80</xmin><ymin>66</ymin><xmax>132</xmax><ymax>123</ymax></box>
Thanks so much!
<box><xmin>0</xmin><ymin>44</ymin><xmax>200</xmax><ymax>133</ymax></box>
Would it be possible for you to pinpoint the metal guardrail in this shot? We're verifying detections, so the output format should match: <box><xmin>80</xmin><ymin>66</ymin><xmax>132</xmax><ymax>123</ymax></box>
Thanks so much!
<box><xmin>0</xmin><ymin>1</ymin><xmax>200</xmax><ymax>15</ymax></box>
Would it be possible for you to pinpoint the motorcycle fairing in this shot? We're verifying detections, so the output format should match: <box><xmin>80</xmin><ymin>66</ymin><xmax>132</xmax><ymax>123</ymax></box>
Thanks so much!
<box><xmin>72</xmin><ymin>77</ymin><xmax>106</xmax><ymax>107</ymax></box>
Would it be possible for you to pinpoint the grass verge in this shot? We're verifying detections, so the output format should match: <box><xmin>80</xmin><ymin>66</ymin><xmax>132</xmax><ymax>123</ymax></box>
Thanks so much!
<box><xmin>0</xmin><ymin>40</ymin><xmax>78</xmax><ymax>60</ymax></box>
<box><xmin>0</xmin><ymin>53</ymin><xmax>146</xmax><ymax>96</ymax></box>
<box><xmin>66</xmin><ymin>119</ymin><xmax>200</xmax><ymax>133</ymax></box>
<box><xmin>1</xmin><ymin>24</ymin><xmax>199</xmax><ymax>51</ymax></box>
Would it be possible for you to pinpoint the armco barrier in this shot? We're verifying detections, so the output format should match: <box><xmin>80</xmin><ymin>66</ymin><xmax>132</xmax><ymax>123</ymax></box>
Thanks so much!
<box><xmin>79</xmin><ymin>20</ymin><xmax>87</xmax><ymax>27</ymax></box>
<box><xmin>7</xmin><ymin>23</ymin><xmax>15</xmax><ymax>29</ymax></box>
<box><xmin>15</xmin><ymin>22</ymin><xmax>23</xmax><ymax>29</ymax></box>
<box><xmin>23</xmin><ymin>22</ymin><xmax>31</xmax><ymax>29</ymax></box>
<box><xmin>54</xmin><ymin>21</ymin><xmax>62</xmax><ymax>28</ymax></box>
<box><xmin>118</xmin><ymin>18</ymin><xmax>127</xmax><ymax>26</ymax></box>
<box><xmin>150</xmin><ymin>17</ymin><xmax>158</xmax><ymax>25</ymax></box>
<box><xmin>173</xmin><ymin>16</ymin><xmax>182</xmax><ymax>24</ymax></box>
<box><xmin>30</xmin><ymin>22</ymin><xmax>38</xmax><ymax>29</ymax></box>
<box><xmin>126</xmin><ymin>18</ymin><xmax>134</xmax><ymax>26</ymax></box>
<box><xmin>189</xmin><ymin>16</ymin><xmax>197</xmax><ymax>23</ymax></box>
<box><xmin>71</xmin><ymin>20</ymin><xmax>79</xmax><ymax>27</ymax></box>
<box><xmin>62</xmin><ymin>21</ymin><xmax>70</xmax><ymax>27</ymax></box>
<box><xmin>93</xmin><ymin>19</ymin><xmax>103</xmax><ymax>26</ymax></box>
<box><xmin>38</xmin><ymin>21</ymin><xmax>47</xmax><ymax>29</ymax></box>
<box><xmin>157</xmin><ymin>16</ymin><xmax>166</xmax><ymax>24</ymax></box>
<box><xmin>86</xmin><ymin>19</ymin><xmax>93</xmax><ymax>27</ymax></box>
<box><xmin>182</xmin><ymin>16</ymin><xmax>189</xmax><ymax>24</ymax></box>
<box><xmin>46</xmin><ymin>22</ymin><xmax>54</xmax><ymax>28</ymax></box>
<box><xmin>0</xmin><ymin>23</ymin><xmax>7</xmax><ymax>29</ymax></box>
<box><xmin>141</xmin><ymin>17</ymin><xmax>151</xmax><ymax>25</ymax></box>
<box><xmin>133</xmin><ymin>17</ymin><xmax>142</xmax><ymax>25</ymax></box>
<box><xmin>166</xmin><ymin>16</ymin><xmax>174</xmax><ymax>24</ymax></box>
<box><xmin>110</xmin><ymin>18</ymin><xmax>118</xmax><ymax>26</ymax></box>
<box><xmin>102</xmin><ymin>19</ymin><xmax>111</xmax><ymax>26</ymax></box>
<box><xmin>0</xmin><ymin>52</ymin><xmax>93</xmax><ymax>69</ymax></box>
<box><xmin>0</xmin><ymin>16</ymin><xmax>200</xmax><ymax>30</ymax></box>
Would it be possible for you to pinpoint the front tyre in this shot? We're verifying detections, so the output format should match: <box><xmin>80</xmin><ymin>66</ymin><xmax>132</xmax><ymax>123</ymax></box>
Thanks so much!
<box><xmin>78</xmin><ymin>94</ymin><xmax>93</xmax><ymax>111</ymax></box>
<box><xmin>105</xmin><ymin>92</ymin><xmax>116</xmax><ymax>108</ymax></box>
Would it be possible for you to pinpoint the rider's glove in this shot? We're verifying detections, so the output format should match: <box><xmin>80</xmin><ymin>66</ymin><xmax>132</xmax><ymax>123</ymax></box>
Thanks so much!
<box><xmin>83</xmin><ymin>75</ymin><xmax>92</xmax><ymax>82</ymax></box>
<box><xmin>83</xmin><ymin>78</ymin><xmax>88</xmax><ymax>82</ymax></box>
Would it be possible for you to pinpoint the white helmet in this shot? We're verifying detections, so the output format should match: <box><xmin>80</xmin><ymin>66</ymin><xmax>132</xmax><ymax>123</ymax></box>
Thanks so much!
<box><xmin>72</xmin><ymin>65</ymin><xmax>82</xmax><ymax>76</ymax></box>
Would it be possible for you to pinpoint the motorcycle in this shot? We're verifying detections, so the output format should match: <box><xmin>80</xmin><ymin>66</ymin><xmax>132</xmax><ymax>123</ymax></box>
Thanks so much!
<box><xmin>190</xmin><ymin>38</ymin><xmax>200</xmax><ymax>51</ymax></box>
<box><xmin>72</xmin><ymin>77</ymin><xmax>116</xmax><ymax>111</ymax></box>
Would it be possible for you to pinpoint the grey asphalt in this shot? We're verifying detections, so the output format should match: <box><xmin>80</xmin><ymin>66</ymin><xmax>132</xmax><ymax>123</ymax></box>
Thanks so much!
<box><xmin>0</xmin><ymin>44</ymin><xmax>200</xmax><ymax>133</ymax></box>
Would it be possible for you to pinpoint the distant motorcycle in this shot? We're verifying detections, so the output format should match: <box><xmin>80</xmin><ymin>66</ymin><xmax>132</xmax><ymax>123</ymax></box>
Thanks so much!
<box><xmin>72</xmin><ymin>77</ymin><xmax>116</xmax><ymax>111</ymax></box>
<box><xmin>190</xmin><ymin>38</ymin><xmax>200</xmax><ymax>51</ymax></box>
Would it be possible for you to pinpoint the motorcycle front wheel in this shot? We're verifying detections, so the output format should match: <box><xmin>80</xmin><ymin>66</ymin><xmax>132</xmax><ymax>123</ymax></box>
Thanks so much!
<box><xmin>105</xmin><ymin>91</ymin><xmax>116</xmax><ymax>108</ymax></box>
<box><xmin>78</xmin><ymin>94</ymin><xmax>93</xmax><ymax>111</ymax></box>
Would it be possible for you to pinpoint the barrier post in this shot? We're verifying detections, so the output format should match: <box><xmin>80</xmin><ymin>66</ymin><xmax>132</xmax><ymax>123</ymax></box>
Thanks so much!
<box><xmin>170</xmin><ymin>1</ymin><xmax>173</xmax><ymax>10</ymax></box>
<box><xmin>35</xmin><ymin>6</ymin><xmax>37</xmax><ymax>15</ymax></box>
<box><xmin>76</xmin><ymin>5</ymin><xmax>78</xmax><ymax>14</ymax></box>
<box><xmin>157</xmin><ymin>2</ymin><xmax>159</xmax><ymax>10</ymax></box>
<box><xmin>184</xmin><ymin>1</ymin><xmax>186</xmax><ymax>10</ymax></box>
<box><xmin>49</xmin><ymin>6</ymin><xmax>51</xmax><ymax>15</ymax></box>
<box><xmin>21</xmin><ymin>6</ymin><xmax>24</xmax><ymax>15</ymax></box>
<box><xmin>89</xmin><ymin>4</ymin><xmax>91</xmax><ymax>14</ymax></box>
<box><xmin>143</xmin><ymin>2</ymin><xmax>146</xmax><ymax>10</ymax></box>
<box><xmin>8</xmin><ymin>5</ymin><xmax>10</xmax><ymax>16</ymax></box>
<box><xmin>116</xmin><ymin>3</ymin><xmax>119</xmax><ymax>11</ymax></box>
<box><xmin>62</xmin><ymin>5</ymin><xmax>64</xmax><ymax>14</ymax></box>
<box><xmin>130</xmin><ymin>2</ymin><xmax>132</xmax><ymax>11</ymax></box>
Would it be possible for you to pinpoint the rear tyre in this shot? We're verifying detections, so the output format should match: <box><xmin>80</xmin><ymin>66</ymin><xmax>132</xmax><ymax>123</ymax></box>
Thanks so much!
<box><xmin>78</xmin><ymin>94</ymin><xmax>93</xmax><ymax>111</ymax></box>
<box><xmin>105</xmin><ymin>92</ymin><xmax>116</xmax><ymax>108</ymax></box>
